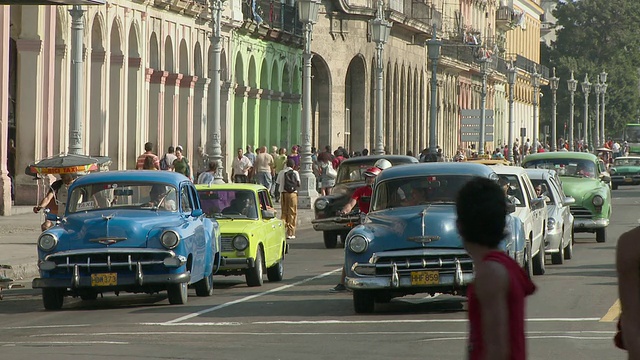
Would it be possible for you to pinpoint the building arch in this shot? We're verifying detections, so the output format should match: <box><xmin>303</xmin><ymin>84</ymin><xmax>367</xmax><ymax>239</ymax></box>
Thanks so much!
<box><xmin>258</xmin><ymin>58</ymin><xmax>269</xmax><ymax>146</ymax></box>
<box><xmin>246</xmin><ymin>56</ymin><xmax>258</xmax><ymax>146</ymax></box>
<box><xmin>164</xmin><ymin>35</ymin><xmax>174</xmax><ymax>73</ymax></box>
<box><xmin>88</xmin><ymin>14</ymin><xmax>106</xmax><ymax>157</ymax></box>
<box><xmin>233</xmin><ymin>53</ymin><xmax>246</xmax><ymax>152</ymax></box>
<box><xmin>194</xmin><ymin>41</ymin><xmax>203</xmax><ymax>77</ymax></box>
<box><xmin>179</xmin><ymin>39</ymin><xmax>189</xmax><ymax>75</ymax></box>
<box><xmin>345</xmin><ymin>54</ymin><xmax>367</xmax><ymax>152</ymax></box>
<box><xmin>248</xmin><ymin>55</ymin><xmax>257</xmax><ymax>89</ymax></box>
<box><xmin>127</xmin><ymin>22</ymin><xmax>141</xmax><ymax>169</ymax></box>
<box><xmin>90</xmin><ymin>12</ymin><xmax>106</xmax><ymax>51</ymax></box>
<box><xmin>149</xmin><ymin>32</ymin><xmax>159</xmax><ymax>69</ymax></box>
<box><xmin>270</xmin><ymin>60</ymin><xmax>280</xmax><ymax>92</ymax></box>
<box><xmin>108</xmin><ymin>17</ymin><xmax>124</xmax><ymax>166</ymax></box>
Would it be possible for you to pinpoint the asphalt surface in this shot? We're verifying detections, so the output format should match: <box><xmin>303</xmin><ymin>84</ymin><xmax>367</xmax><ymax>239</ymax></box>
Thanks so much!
<box><xmin>0</xmin><ymin>188</ymin><xmax>636</xmax><ymax>359</ymax></box>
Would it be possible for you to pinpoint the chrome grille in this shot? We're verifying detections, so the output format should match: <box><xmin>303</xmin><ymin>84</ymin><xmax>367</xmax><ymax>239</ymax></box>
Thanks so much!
<box><xmin>371</xmin><ymin>251</ymin><xmax>473</xmax><ymax>276</ymax></box>
<box><xmin>221</xmin><ymin>236</ymin><xmax>235</xmax><ymax>252</ymax></box>
<box><xmin>570</xmin><ymin>206</ymin><xmax>592</xmax><ymax>219</ymax></box>
<box><xmin>44</xmin><ymin>248</ymin><xmax>174</xmax><ymax>271</ymax></box>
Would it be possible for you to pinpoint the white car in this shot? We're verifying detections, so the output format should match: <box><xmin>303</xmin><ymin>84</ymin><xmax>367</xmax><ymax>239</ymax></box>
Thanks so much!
<box><xmin>493</xmin><ymin>166</ymin><xmax>548</xmax><ymax>277</ymax></box>
<box><xmin>526</xmin><ymin>169</ymin><xmax>575</xmax><ymax>264</ymax></box>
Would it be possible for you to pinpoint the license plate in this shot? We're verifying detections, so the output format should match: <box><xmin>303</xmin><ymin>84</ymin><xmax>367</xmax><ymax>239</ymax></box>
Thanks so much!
<box><xmin>91</xmin><ymin>273</ymin><xmax>117</xmax><ymax>286</ymax></box>
<box><xmin>410</xmin><ymin>271</ymin><xmax>439</xmax><ymax>285</ymax></box>
<box><xmin>625</xmin><ymin>177</ymin><xmax>633</xmax><ymax>183</ymax></box>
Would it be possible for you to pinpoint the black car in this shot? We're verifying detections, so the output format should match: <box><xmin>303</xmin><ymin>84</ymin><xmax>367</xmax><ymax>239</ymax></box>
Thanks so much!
<box><xmin>311</xmin><ymin>155</ymin><xmax>419</xmax><ymax>248</ymax></box>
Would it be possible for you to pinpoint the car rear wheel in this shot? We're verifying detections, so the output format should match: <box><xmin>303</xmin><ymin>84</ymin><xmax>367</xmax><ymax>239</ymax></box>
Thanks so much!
<box><xmin>246</xmin><ymin>248</ymin><xmax>264</xmax><ymax>287</ymax></box>
<box><xmin>564</xmin><ymin>228</ymin><xmax>574</xmax><ymax>260</ymax></box>
<box><xmin>353</xmin><ymin>291</ymin><xmax>375</xmax><ymax>314</ymax></box>
<box><xmin>533</xmin><ymin>237</ymin><xmax>546</xmax><ymax>275</ymax></box>
<box><xmin>42</xmin><ymin>288</ymin><xmax>64</xmax><ymax>310</ymax></box>
<box><xmin>195</xmin><ymin>272</ymin><xmax>214</xmax><ymax>297</ymax></box>
<box><xmin>612</xmin><ymin>184</ymin><xmax>618</xmax><ymax>190</ymax></box>
<box><xmin>167</xmin><ymin>282</ymin><xmax>188</xmax><ymax>305</ymax></box>
<box><xmin>596</xmin><ymin>228</ymin><xmax>606</xmax><ymax>243</ymax></box>
<box><xmin>323</xmin><ymin>231</ymin><xmax>338</xmax><ymax>249</ymax></box>
<box><xmin>551</xmin><ymin>235</ymin><xmax>565</xmax><ymax>265</ymax></box>
<box><xmin>267</xmin><ymin>258</ymin><xmax>284</xmax><ymax>282</ymax></box>
<box><xmin>524</xmin><ymin>243</ymin><xmax>533</xmax><ymax>279</ymax></box>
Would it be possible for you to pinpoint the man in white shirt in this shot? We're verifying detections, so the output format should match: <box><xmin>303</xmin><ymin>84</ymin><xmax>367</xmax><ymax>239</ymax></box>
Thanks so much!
<box><xmin>276</xmin><ymin>159</ymin><xmax>300</xmax><ymax>239</ymax></box>
<box><xmin>612</xmin><ymin>141</ymin><xmax>621</xmax><ymax>158</ymax></box>
<box><xmin>231</xmin><ymin>148</ymin><xmax>252</xmax><ymax>183</ymax></box>
<box><xmin>254</xmin><ymin>146</ymin><xmax>275</xmax><ymax>190</ymax></box>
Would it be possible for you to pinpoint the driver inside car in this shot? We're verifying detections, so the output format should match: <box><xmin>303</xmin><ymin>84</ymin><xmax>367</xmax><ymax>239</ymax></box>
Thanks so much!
<box><xmin>338</xmin><ymin>166</ymin><xmax>381</xmax><ymax>216</ymax></box>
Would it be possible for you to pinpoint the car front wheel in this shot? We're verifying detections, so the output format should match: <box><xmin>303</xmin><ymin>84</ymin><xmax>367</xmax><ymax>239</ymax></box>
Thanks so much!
<box><xmin>564</xmin><ymin>228</ymin><xmax>574</xmax><ymax>260</ymax></box>
<box><xmin>246</xmin><ymin>248</ymin><xmax>264</xmax><ymax>287</ymax></box>
<box><xmin>551</xmin><ymin>235</ymin><xmax>565</xmax><ymax>265</ymax></box>
<box><xmin>195</xmin><ymin>272</ymin><xmax>214</xmax><ymax>297</ymax></box>
<box><xmin>596</xmin><ymin>228</ymin><xmax>606</xmax><ymax>243</ymax></box>
<box><xmin>353</xmin><ymin>290</ymin><xmax>375</xmax><ymax>314</ymax></box>
<box><xmin>524</xmin><ymin>243</ymin><xmax>533</xmax><ymax>279</ymax></box>
<box><xmin>167</xmin><ymin>282</ymin><xmax>188</xmax><ymax>305</ymax></box>
<box><xmin>323</xmin><ymin>231</ymin><xmax>338</xmax><ymax>249</ymax></box>
<box><xmin>267</xmin><ymin>258</ymin><xmax>284</xmax><ymax>282</ymax></box>
<box><xmin>42</xmin><ymin>288</ymin><xmax>64</xmax><ymax>310</ymax></box>
<box><xmin>533</xmin><ymin>238</ymin><xmax>546</xmax><ymax>275</ymax></box>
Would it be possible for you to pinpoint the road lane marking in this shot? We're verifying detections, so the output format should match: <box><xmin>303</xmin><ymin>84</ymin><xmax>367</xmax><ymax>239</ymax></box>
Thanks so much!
<box><xmin>0</xmin><ymin>341</ymin><xmax>128</xmax><ymax>345</ymax></box>
<box><xmin>420</xmin><ymin>335</ymin><xmax>612</xmax><ymax>342</ymax></box>
<box><xmin>164</xmin><ymin>267</ymin><xmax>342</xmax><ymax>324</ymax></box>
<box><xmin>0</xmin><ymin>324</ymin><xmax>90</xmax><ymax>330</ymax></box>
<box><xmin>600</xmin><ymin>299</ymin><xmax>621</xmax><ymax>322</ymax></box>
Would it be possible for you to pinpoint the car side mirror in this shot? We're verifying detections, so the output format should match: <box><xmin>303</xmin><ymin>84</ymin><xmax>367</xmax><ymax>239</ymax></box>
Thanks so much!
<box><xmin>262</xmin><ymin>209</ymin><xmax>276</xmax><ymax>219</ymax></box>
<box><xmin>506</xmin><ymin>201</ymin><xmax>516</xmax><ymax>214</ymax></box>
<box><xmin>563</xmin><ymin>196</ymin><xmax>575</xmax><ymax>206</ymax></box>
<box><xmin>600</xmin><ymin>174</ymin><xmax>611</xmax><ymax>183</ymax></box>
<box><xmin>191</xmin><ymin>208</ymin><xmax>203</xmax><ymax>217</ymax></box>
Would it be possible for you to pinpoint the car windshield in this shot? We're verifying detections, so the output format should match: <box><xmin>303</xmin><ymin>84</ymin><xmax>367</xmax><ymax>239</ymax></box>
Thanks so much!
<box><xmin>67</xmin><ymin>182</ymin><xmax>179</xmax><ymax>213</ymax></box>
<box><xmin>523</xmin><ymin>158</ymin><xmax>597</xmax><ymax>179</ymax></box>
<box><xmin>614</xmin><ymin>158</ymin><xmax>640</xmax><ymax>167</ymax></box>
<box><xmin>197</xmin><ymin>189</ymin><xmax>258</xmax><ymax>219</ymax></box>
<box><xmin>371</xmin><ymin>175</ymin><xmax>474</xmax><ymax>211</ymax></box>
<box><xmin>335</xmin><ymin>163</ymin><xmax>375</xmax><ymax>184</ymax></box>
<box><xmin>530</xmin><ymin>179</ymin><xmax>555</xmax><ymax>205</ymax></box>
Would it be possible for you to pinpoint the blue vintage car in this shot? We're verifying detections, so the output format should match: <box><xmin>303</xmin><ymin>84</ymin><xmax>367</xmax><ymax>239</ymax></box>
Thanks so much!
<box><xmin>344</xmin><ymin>163</ymin><xmax>526</xmax><ymax>313</ymax></box>
<box><xmin>32</xmin><ymin>171</ymin><xmax>221</xmax><ymax>310</ymax></box>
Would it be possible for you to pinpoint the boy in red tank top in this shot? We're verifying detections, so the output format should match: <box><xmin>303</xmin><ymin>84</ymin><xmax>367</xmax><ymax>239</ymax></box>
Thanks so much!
<box><xmin>456</xmin><ymin>177</ymin><xmax>536</xmax><ymax>360</ymax></box>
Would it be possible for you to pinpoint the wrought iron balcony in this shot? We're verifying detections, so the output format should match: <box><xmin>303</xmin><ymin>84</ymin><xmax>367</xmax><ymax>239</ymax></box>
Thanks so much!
<box><xmin>495</xmin><ymin>5</ymin><xmax>519</xmax><ymax>32</ymax></box>
<box><xmin>242</xmin><ymin>0</ymin><xmax>303</xmax><ymax>37</ymax></box>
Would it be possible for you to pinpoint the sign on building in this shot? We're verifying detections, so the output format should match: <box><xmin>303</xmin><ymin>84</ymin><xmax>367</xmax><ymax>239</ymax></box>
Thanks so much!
<box><xmin>460</xmin><ymin>109</ymin><xmax>494</xmax><ymax>142</ymax></box>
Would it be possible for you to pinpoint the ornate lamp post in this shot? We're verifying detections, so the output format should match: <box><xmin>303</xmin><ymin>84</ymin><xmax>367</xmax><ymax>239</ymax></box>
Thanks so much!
<box><xmin>370</xmin><ymin>0</ymin><xmax>391</xmax><ymax>155</ymax></box>
<box><xmin>507</xmin><ymin>62</ymin><xmax>517</xmax><ymax>162</ymax></box>
<box><xmin>581</xmin><ymin>74</ymin><xmax>591</xmax><ymax>152</ymax></box>
<box><xmin>68</xmin><ymin>5</ymin><xmax>86</xmax><ymax>155</ymax></box>
<box><xmin>426</xmin><ymin>24</ymin><xmax>441</xmax><ymax>157</ymax></box>
<box><xmin>209</xmin><ymin>0</ymin><xmax>226</xmax><ymax>181</ymax></box>
<box><xmin>567</xmin><ymin>71</ymin><xmax>578</xmax><ymax>151</ymax></box>
<box><xmin>594</xmin><ymin>78</ymin><xmax>602</xmax><ymax>147</ymax></box>
<box><xmin>549</xmin><ymin>67</ymin><xmax>559</xmax><ymax>151</ymax></box>
<box><xmin>531</xmin><ymin>65</ymin><xmax>541</xmax><ymax>152</ymax></box>
<box><xmin>600</xmin><ymin>71</ymin><xmax>608</xmax><ymax>143</ymax></box>
<box><xmin>297</xmin><ymin>0</ymin><xmax>320</xmax><ymax>207</ymax></box>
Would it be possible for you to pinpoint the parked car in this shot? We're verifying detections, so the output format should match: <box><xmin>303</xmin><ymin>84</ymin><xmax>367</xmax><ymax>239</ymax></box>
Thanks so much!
<box><xmin>311</xmin><ymin>155</ymin><xmax>418</xmax><ymax>248</ymax></box>
<box><xmin>493</xmin><ymin>166</ymin><xmax>548</xmax><ymax>276</ymax></box>
<box><xmin>525</xmin><ymin>169</ymin><xmax>575</xmax><ymax>264</ymax></box>
<box><xmin>609</xmin><ymin>156</ymin><xmax>640</xmax><ymax>190</ymax></box>
<box><xmin>344</xmin><ymin>163</ymin><xmax>526</xmax><ymax>313</ymax></box>
<box><xmin>522</xmin><ymin>152</ymin><xmax>612</xmax><ymax>243</ymax></box>
<box><xmin>32</xmin><ymin>171</ymin><xmax>221</xmax><ymax>310</ymax></box>
<box><xmin>195</xmin><ymin>183</ymin><xmax>288</xmax><ymax>287</ymax></box>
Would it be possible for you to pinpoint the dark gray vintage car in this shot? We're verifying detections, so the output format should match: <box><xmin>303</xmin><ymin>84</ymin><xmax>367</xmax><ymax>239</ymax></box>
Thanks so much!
<box><xmin>311</xmin><ymin>155</ymin><xmax>419</xmax><ymax>248</ymax></box>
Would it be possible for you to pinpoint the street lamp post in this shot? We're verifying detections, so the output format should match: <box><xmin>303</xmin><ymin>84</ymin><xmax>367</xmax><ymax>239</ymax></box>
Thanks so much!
<box><xmin>209</xmin><ymin>0</ymin><xmax>225</xmax><ymax>181</ymax></box>
<box><xmin>370</xmin><ymin>0</ymin><xmax>391</xmax><ymax>156</ymax></box>
<box><xmin>531</xmin><ymin>65</ymin><xmax>541</xmax><ymax>153</ymax></box>
<box><xmin>567</xmin><ymin>71</ymin><xmax>578</xmax><ymax>151</ymax></box>
<box><xmin>298</xmin><ymin>0</ymin><xmax>320</xmax><ymax>207</ymax></box>
<box><xmin>600</xmin><ymin>71</ymin><xmax>608</xmax><ymax>143</ymax></box>
<box><xmin>426</xmin><ymin>24</ymin><xmax>441</xmax><ymax>158</ymax></box>
<box><xmin>507</xmin><ymin>62</ymin><xmax>517</xmax><ymax>162</ymax></box>
<box><xmin>581</xmin><ymin>74</ymin><xmax>591</xmax><ymax>152</ymax></box>
<box><xmin>479</xmin><ymin>59</ymin><xmax>488</xmax><ymax>155</ymax></box>
<box><xmin>594</xmin><ymin>78</ymin><xmax>602</xmax><ymax>147</ymax></box>
<box><xmin>68</xmin><ymin>5</ymin><xmax>86</xmax><ymax>155</ymax></box>
<box><xmin>549</xmin><ymin>67</ymin><xmax>559</xmax><ymax>151</ymax></box>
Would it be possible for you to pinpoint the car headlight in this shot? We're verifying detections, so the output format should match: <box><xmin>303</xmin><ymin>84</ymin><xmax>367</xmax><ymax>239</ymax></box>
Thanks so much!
<box><xmin>610</xmin><ymin>168</ymin><xmax>616</xmax><ymax>175</ymax></box>
<box><xmin>592</xmin><ymin>195</ymin><xmax>604</xmax><ymax>207</ymax></box>
<box><xmin>232</xmin><ymin>235</ymin><xmax>249</xmax><ymax>251</ymax></box>
<box><xmin>161</xmin><ymin>230</ymin><xmax>180</xmax><ymax>249</ymax></box>
<box><xmin>38</xmin><ymin>233</ymin><xmax>58</xmax><ymax>252</ymax></box>
<box><xmin>547</xmin><ymin>218</ymin><xmax>556</xmax><ymax>231</ymax></box>
<box><xmin>348</xmin><ymin>235</ymin><xmax>369</xmax><ymax>253</ymax></box>
<box><xmin>315</xmin><ymin>199</ymin><xmax>328</xmax><ymax>210</ymax></box>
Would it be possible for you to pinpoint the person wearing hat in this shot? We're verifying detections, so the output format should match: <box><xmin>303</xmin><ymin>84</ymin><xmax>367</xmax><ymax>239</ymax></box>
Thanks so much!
<box><xmin>33</xmin><ymin>173</ymin><xmax>78</xmax><ymax>231</ymax></box>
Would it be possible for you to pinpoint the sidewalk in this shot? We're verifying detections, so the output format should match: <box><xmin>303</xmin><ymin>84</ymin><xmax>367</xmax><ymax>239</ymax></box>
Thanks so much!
<box><xmin>0</xmin><ymin>203</ymin><xmax>315</xmax><ymax>282</ymax></box>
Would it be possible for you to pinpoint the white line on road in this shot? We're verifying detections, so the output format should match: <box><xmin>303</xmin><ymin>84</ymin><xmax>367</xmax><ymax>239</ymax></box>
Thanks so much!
<box><xmin>163</xmin><ymin>268</ymin><xmax>342</xmax><ymax>324</ymax></box>
<box><xmin>0</xmin><ymin>341</ymin><xmax>129</xmax><ymax>345</ymax></box>
<box><xmin>0</xmin><ymin>324</ymin><xmax>90</xmax><ymax>330</ymax></box>
<box><xmin>420</xmin><ymin>335</ymin><xmax>613</xmax><ymax>342</ymax></box>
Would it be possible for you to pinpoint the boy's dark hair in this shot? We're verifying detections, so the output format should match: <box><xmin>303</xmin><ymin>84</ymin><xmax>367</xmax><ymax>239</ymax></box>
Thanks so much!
<box><xmin>286</xmin><ymin>158</ymin><xmax>295</xmax><ymax>167</ymax></box>
<box><xmin>456</xmin><ymin>177</ymin><xmax>507</xmax><ymax>248</ymax></box>
<box><xmin>168</xmin><ymin>146</ymin><xmax>175</xmax><ymax>153</ymax></box>
<box><xmin>145</xmin><ymin>142</ymin><xmax>153</xmax><ymax>152</ymax></box>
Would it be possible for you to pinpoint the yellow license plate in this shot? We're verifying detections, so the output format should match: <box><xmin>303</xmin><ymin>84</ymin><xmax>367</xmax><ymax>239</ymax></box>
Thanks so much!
<box><xmin>91</xmin><ymin>273</ymin><xmax>117</xmax><ymax>286</ymax></box>
<box><xmin>625</xmin><ymin>177</ymin><xmax>633</xmax><ymax>183</ymax></box>
<box><xmin>410</xmin><ymin>271</ymin><xmax>439</xmax><ymax>285</ymax></box>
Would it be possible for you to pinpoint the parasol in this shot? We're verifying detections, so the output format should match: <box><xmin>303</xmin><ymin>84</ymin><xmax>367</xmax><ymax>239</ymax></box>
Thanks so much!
<box><xmin>29</xmin><ymin>154</ymin><xmax>100</xmax><ymax>175</ymax></box>
<box><xmin>596</xmin><ymin>147</ymin><xmax>613</xmax><ymax>153</ymax></box>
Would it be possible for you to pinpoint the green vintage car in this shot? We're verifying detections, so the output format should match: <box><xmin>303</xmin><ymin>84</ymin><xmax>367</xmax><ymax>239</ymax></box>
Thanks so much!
<box><xmin>610</xmin><ymin>156</ymin><xmax>640</xmax><ymax>190</ymax></box>
<box><xmin>195</xmin><ymin>183</ymin><xmax>288</xmax><ymax>286</ymax></box>
<box><xmin>522</xmin><ymin>152</ymin><xmax>611</xmax><ymax>243</ymax></box>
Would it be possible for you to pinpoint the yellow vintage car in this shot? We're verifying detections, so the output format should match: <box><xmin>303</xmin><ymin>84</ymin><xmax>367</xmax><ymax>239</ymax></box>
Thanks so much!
<box><xmin>195</xmin><ymin>183</ymin><xmax>288</xmax><ymax>286</ymax></box>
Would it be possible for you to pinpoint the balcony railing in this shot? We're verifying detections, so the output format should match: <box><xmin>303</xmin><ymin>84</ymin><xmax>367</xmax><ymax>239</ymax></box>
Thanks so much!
<box><xmin>242</xmin><ymin>0</ymin><xmax>303</xmax><ymax>36</ymax></box>
<box><xmin>516</xmin><ymin>54</ymin><xmax>549</xmax><ymax>79</ymax></box>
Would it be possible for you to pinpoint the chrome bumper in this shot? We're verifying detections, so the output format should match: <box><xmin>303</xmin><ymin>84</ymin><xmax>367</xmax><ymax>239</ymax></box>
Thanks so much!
<box><xmin>219</xmin><ymin>257</ymin><xmax>255</xmax><ymax>270</ymax></box>
<box><xmin>311</xmin><ymin>217</ymin><xmax>359</xmax><ymax>232</ymax></box>
<box><xmin>545</xmin><ymin>229</ymin><xmax>563</xmax><ymax>253</ymax></box>
<box><xmin>574</xmin><ymin>218</ymin><xmax>609</xmax><ymax>230</ymax></box>
<box><xmin>612</xmin><ymin>175</ymin><xmax>640</xmax><ymax>184</ymax></box>
<box><xmin>32</xmin><ymin>270</ymin><xmax>190</xmax><ymax>289</ymax></box>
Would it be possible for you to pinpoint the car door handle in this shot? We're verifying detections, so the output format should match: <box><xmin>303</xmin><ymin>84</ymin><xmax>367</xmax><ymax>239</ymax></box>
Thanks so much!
<box><xmin>272</xmin><ymin>225</ymin><xmax>276</xmax><ymax>229</ymax></box>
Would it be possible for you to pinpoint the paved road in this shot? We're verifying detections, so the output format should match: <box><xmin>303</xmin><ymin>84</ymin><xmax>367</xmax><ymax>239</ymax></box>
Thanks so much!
<box><xmin>1</xmin><ymin>188</ymin><xmax>637</xmax><ymax>359</ymax></box>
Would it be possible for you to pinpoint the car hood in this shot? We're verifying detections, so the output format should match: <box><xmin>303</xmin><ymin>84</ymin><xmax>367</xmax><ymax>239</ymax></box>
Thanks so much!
<box><xmin>559</xmin><ymin>176</ymin><xmax>604</xmax><ymax>204</ymax></box>
<box><xmin>363</xmin><ymin>205</ymin><xmax>463</xmax><ymax>250</ymax></box>
<box><xmin>56</xmin><ymin>210</ymin><xmax>185</xmax><ymax>250</ymax></box>
<box><xmin>213</xmin><ymin>218</ymin><xmax>259</xmax><ymax>236</ymax></box>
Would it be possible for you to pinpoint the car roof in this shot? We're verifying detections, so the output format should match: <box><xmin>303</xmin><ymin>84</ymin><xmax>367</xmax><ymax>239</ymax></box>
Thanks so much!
<box><xmin>377</xmin><ymin>162</ymin><xmax>496</xmax><ymax>182</ymax></box>
<box><xmin>523</xmin><ymin>151</ymin><xmax>598</xmax><ymax>162</ymax></box>
<box><xmin>340</xmin><ymin>155</ymin><xmax>419</xmax><ymax>165</ymax></box>
<box><xmin>614</xmin><ymin>156</ymin><xmax>640</xmax><ymax>160</ymax></box>
<box><xmin>195</xmin><ymin>183</ymin><xmax>267</xmax><ymax>192</ymax></box>
<box><xmin>492</xmin><ymin>165</ymin><xmax>528</xmax><ymax>175</ymax></box>
<box><xmin>72</xmin><ymin>170</ymin><xmax>190</xmax><ymax>188</ymax></box>
<box><xmin>523</xmin><ymin>168</ymin><xmax>557</xmax><ymax>180</ymax></box>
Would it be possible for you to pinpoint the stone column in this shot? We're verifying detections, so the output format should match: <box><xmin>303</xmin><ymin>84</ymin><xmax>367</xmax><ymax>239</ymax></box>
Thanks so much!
<box><xmin>194</xmin><ymin>77</ymin><xmax>210</xmax><ymax>174</ymax></box>
<box><xmin>127</xmin><ymin>57</ymin><xmax>142</xmax><ymax>169</ymax></box>
<box><xmin>180</xmin><ymin>75</ymin><xmax>197</xmax><ymax>176</ymax></box>
<box><xmin>149</xmin><ymin>70</ymin><xmax>167</xmax><ymax>153</ymax></box>
<box><xmin>54</xmin><ymin>44</ymin><xmax>70</xmax><ymax>154</ymax></box>
<box><xmin>43</xmin><ymin>6</ymin><xmax>55</xmax><ymax>156</ymax></box>
<box><xmin>0</xmin><ymin>6</ymin><xmax>12</xmax><ymax>214</ymax></box>
<box><xmin>89</xmin><ymin>50</ymin><xmax>106</xmax><ymax>156</ymax></box>
<box><xmin>270</xmin><ymin>91</ymin><xmax>282</xmax><ymax>148</ymax></box>
<box><xmin>165</xmin><ymin>73</ymin><xmax>182</xmax><ymax>151</ymax></box>
<box><xmin>220</xmin><ymin>81</ymin><xmax>233</xmax><ymax>181</ymax></box>
<box><xmin>109</xmin><ymin>54</ymin><xmax>125</xmax><ymax>169</ymax></box>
